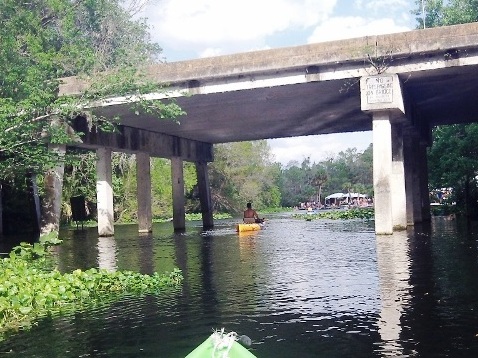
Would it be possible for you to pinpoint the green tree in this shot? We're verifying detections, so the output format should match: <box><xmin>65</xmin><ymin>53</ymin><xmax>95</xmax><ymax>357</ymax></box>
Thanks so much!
<box><xmin>311</xmin><ymin>167</ymin><xmax>328</xmax><ymax>204</ymax></box>
<box><xmin>149</xmin><ymin>158</ymin><xmax>198</xmax><ymax>220</ymax></box>
<box><xmin>260</xmin><ymin>162</ymin><xmax>283</xmax><ymax>208</ymax></box>
<box><xmin>209</xmin><ymin>141</ymin><xmax>281</xmax><ymax>213</ymax></box>
<box><xmin>413</xmin><ymin>0</ymin><xmax>478</xmax><ymax>28</ymax></box>
<box><xmin>413</xmin><ymin>0</ymin><xmax>478</xmax><ymax>217</ymax></box>
<box><xmin>413</xmin><ymin>0</ymin><xmax>445</xmax><ymax>28</ymax></box>
<box><xmin>323</xmin><ymin>147</ymin><xmax>373</xmax><ymax>198</ymax></box>
<box><xmin>0</xmin><ymin>0</ymin><xmax>183</xmax><ymax>231</ymax></box>
<box><xmin>280</xmin><ymin>158</ymin><xmax>314</xmax><ymax>207</ymax></box>
<box><xmin>322</xmin><ymin>149</ymin><xmax>355</xmax><ymax>196</ymax></box>
<box><xmin>350</xmin><ymin>144</ymin><xmax>373</xmax><ymax>197</ymax></box>
<box><xmin>428</xmin><ymin>125</ymin><xmax>478</xmax><ymax>216</ymax></box>
<box><xmin>59</xmin><ymin>149</ymin><xmax>97</xmax><ymax>222</ymax></box>
<box><xmin>0</xmin><ymin>0</ymin><xmax>170</xmax><ymax>178</ymax></box>
<box><xmin>278</xmin><ymin>147</ymin><xmax>372</xmax><ymax>207</ymax></box>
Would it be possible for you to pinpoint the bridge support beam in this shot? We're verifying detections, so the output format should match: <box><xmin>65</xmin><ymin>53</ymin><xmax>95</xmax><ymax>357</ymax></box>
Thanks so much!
<box><xmin>97</xmin><ymin>148</ymin><xmax>114</xmax><ymax>236</ymax></box>
<box><xmin>372</xmin><ymin>114</ymin><xmax>394</xmax><ymax>234</ymax></box>
<box><xmin>361</xmin><ymin>74</ymin><xmax>408</xmax><ymax>234</ymax></box>
<box><xmin>391</xmin><ymin>124</ymin><xmax>407</xmax><ymax>230</ymax></box>
<box><xmin>136</xmin><ymin>152</ymin><xmax>152</xmax><ymax>233</ymax></box>
<box><xmin>196</xmin><ymin>161</ymin><xmax>214</xmax><ymax>229</ymax></box>
<box><xmin>40</xmin><ymin>145</ymin><xmax>66</xmax><ymax>237</ymax></box>
<box><xmin>404</xmin><ymin>128</ymin><xmax>432</xmax><ymax>225</ymax></box>
<box><xmin>171</xmin><ymin>157</ymin><xmax>186</xmax><ymax>231</ymax></box>
<box><xmin>403</xmin><ymin>128</ymin><xmax>418</xmax><ymax>225</ymax></box>
<box><xmin>417</xmin><ymin>142</ymin><xmax>431</xmax><ymax>222</ymax></box>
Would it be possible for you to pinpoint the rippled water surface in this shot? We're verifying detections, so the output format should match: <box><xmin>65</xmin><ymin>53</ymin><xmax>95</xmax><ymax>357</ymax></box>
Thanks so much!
<box><xmin>1</xmin><ymin>214</ymin><xmax>478</xmax><ymax>357</ymax></box>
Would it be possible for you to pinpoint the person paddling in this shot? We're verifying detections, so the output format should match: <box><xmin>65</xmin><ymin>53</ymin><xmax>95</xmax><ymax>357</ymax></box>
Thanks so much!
<box><xmin>243</xmin><ymin>202</ymin><xmax>264</xmax><ymax>223</ymax></box>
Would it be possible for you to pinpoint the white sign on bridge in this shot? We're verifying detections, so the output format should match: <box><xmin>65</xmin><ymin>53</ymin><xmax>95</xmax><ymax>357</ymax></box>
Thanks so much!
<box><xmin>365</xmin><ymin>76</ymin><xmax>393</xmax><ymax>104</ymax></box>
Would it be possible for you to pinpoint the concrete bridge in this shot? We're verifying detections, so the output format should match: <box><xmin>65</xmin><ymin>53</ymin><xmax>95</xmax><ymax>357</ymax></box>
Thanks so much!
<box><xmin>55</xmin><ymin>22</ymin><xmax>478</xmax><ymax>235</ymax></box>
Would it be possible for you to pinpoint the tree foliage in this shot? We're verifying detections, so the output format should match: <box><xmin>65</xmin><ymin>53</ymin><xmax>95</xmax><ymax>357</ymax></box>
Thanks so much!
<box><xmin>0</xmin><ymin>0</ymin><xmax>181</xmax><ymax>179</ymax></box>
<box><xmin>414</xmin><ymin>0</ymin><xmax>478</xmax><ymax>216</ymax></box>
<box><xmin>279</xmin><ymin>145</ymin><xmax>373</xmax><ymax>207</ymax></box>
<box><xmin>413</xmin><ymin>0</ymin><xmax>478</xmax><ymax>28</ymax></box>
<box><xmin>0</xmin><ymin>0</ymin><xmax>187</xmax><ymax>231</ymax></box>
<box><xmin>428</xmin><ymin>124</ymin><xmax>478</xmax><ymax>215</ymax></box>
<box><xmin>209</xmin><ymin>141</ymin><xmax>281</xmax><ymax>214</ymax></box>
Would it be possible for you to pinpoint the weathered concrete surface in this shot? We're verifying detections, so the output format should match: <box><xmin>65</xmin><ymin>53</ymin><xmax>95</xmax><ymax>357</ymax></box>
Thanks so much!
<box><xmin>391</xmin><ymin>124</ymin><xmax>407</xmax><ymax>230</ymax></box>
<box><xmin>171</xmin><ymin>157</ymin><xmax>186</xmax><ymax>231</ymax></box>
<box><xmin>195</xmin><ymin>161</ymin><xmax>214</xmax><ymax>229</ymax></box>
<box><xmin>97</xmin><ymin>148</ymin><xmax>114</xmax><ymax>237</ymax></box>
<box><xmin>136</xmin><ymin>152</ymin><xmax>152</xmax><ymax>233</ymax></box>
<box><xmin>40</xmin><ymin>145</ymin><xmax>66</xmax><ymax>236</ymax></box>
<box><xmin>372</xmin><ymin>114</ymin><xmax>394</xmax><ymax>235</ymax></box>
<box><xmin>59</xmin><ymin>23</ymin><xmax>478</xmax><ymax>147</ymax></box>
<box><xmin>71</xmin><ymin>117</ymin><xmax>213</xmax><ymax>163</ymax></box>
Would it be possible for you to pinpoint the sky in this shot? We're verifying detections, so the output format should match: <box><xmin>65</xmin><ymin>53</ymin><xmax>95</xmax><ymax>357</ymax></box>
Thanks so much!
<box><xmin>137</xmin><ymin>0</ymin><xmax>420</xmax><ymax>165</ymax></box>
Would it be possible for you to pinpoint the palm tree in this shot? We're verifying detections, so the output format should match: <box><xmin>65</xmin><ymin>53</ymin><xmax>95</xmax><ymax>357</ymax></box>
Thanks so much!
<box><xmin>311</xmin><ymin>168</ymin><xmax>328</xmax><ymax>205</ymax></box>
<box><xmin>342</xmin><ymin>181</ymin><xmax>353</xmax><ymax>204</ymax></box>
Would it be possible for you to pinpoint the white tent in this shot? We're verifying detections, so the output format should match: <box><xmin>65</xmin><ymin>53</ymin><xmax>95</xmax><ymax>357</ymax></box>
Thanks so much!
<box><xmin>325</xmin><ymin>192</ymin><xmax>368</xmax><ymax>205</ymax></box>
<box><xmin>325</xmin><ymin>193</ymin><xmax>345</xmax><ymax>200</ymax></box>
<box><xmin>347</xmin><ymin>193</ymin><xmax>368</xmax><ymax>198</ymax></box>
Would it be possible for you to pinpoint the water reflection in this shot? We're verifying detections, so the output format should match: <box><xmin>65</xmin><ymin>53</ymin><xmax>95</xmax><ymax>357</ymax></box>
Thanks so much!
<box><xmin>1</xmin><ymin>216</ymin><xmax>478</xmax><ymax>357</ymax></box>
<box><xmin>375</xmin><ymin>231</ymin><xmax>412</xmax><ymax>356</ymax></box>
<box><xmin>138</xmin><ymin>233</ymin><xmax>154</xmax><ymax>274</ymax></box>
<box><xmin>97</xmin><ymin>235</ymin><xmax>117</xmax><ymax>271</ymax></box>
<box><xmin>403</xmin><ymin>218</ymin><xmax>478</xmax><ymax>357</ymax></box>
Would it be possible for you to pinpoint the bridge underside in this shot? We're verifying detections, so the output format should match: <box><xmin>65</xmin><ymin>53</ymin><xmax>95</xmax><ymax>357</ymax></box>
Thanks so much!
<box><xmin>61</xmin><ymin>23</ymin><xmax>478</xmax><ymax>147</ymax></box>
<box><xmin>52</xmin><ymin>22</ymin><xmax>478</xmax><ymax>235</ymax></box>
<box><xmin>74</xmin><ymin>61</ymin><xmax>478</xmax><ymax>147</ymax></box>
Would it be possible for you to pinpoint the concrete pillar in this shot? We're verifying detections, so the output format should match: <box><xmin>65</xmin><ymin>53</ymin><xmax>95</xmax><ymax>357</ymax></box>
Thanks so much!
<box><xmin>373</xmin><ymin>113</ymin><xmax>394</xmax><ymax>235</ymax></box>
<box><xmin>361</xmin><ymin>74</ymin><xmax>407</xmax><ymax>234</ymax></box>
<box><xmin>136</xmin><ymin>152</ymin><xmax>152</xmax><ymax>233</ymax></box>
<box><xmin>195</xmin><ymin>161</ymin><xmax>214</xmax><ymax>229</ymax></box>
<box><xmin>96</xmin><ymin>148</ymin><xmax>114</xmax><ymax>236</ymax></box>
<box><xmin>171</xmin><ymin>157</ymin><xmax>186</xmax><ymax>231</ymax></box>
<box><xmin>391</xmin><ymin>124</ymin><xmax>407</xmax><ymax>230</ymax></box>
<box><xmin>40</xmin><ymin>145</ymin><xmax>66</xmax><ymax>237</ymax></box>
<box><xmin>418</xmin><ymin>143</ymin><xmax>431</xmax><ymax>221</ymax></box>
<box><xmin>404</xmin><ymin>128</ymin><xmax>429</xmax><ymax>224</ymax></box>
<box><xmin>403</xmin><ymin>129</ymin><xmax>416</xmax><ymax>225</ymax></box>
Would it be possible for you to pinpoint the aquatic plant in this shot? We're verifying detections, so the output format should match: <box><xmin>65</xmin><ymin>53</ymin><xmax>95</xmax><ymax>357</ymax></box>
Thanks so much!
<box><xmin>293</xmin><ymin>208</ymin><xmax>375</xmax><ymax>220</ymax></box>
<box><xmin>0</xmin><ymin>239</ymin><xmax>182</xmax><ymax>340</ymax></box>
<box><xmin>185</xmin><ymin>212</ymin><xmax>232</xmax><ymax>221</ymax></box>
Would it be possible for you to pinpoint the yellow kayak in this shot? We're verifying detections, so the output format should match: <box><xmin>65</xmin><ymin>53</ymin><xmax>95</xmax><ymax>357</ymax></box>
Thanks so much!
<box><xmin>236</xmin><ymin>223</ymin><xmax>262</xmax><ymax>232</ymax></box>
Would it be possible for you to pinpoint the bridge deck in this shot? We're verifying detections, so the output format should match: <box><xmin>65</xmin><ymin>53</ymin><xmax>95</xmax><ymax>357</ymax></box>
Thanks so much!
<box><xmin>60</xmin><ymin>22</ymin><xmax>478</xmax><ymax>145</ymax></box>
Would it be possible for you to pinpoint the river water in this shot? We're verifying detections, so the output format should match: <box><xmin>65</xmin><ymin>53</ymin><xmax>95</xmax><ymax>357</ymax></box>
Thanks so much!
<box><xmin>1</xmin><ymin>213</ymin><xmax>477</xmax><ymax>357</ymax></box>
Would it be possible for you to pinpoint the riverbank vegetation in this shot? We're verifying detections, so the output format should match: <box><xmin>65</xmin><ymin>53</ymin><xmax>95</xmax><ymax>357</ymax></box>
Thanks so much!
<box><xmin>0</xmin><ymin>238</ymin><xmax>182</xmax><ymax>341</ymax></box>
<box><xmin>280</xmin><ymin>147</ymin><xmax>373</xmax><ymax>208</ymax></box>
<box><xmin>293</xmin><ymin>208</ymin><xmax>375</xmax><ymax>221</ymax></box>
